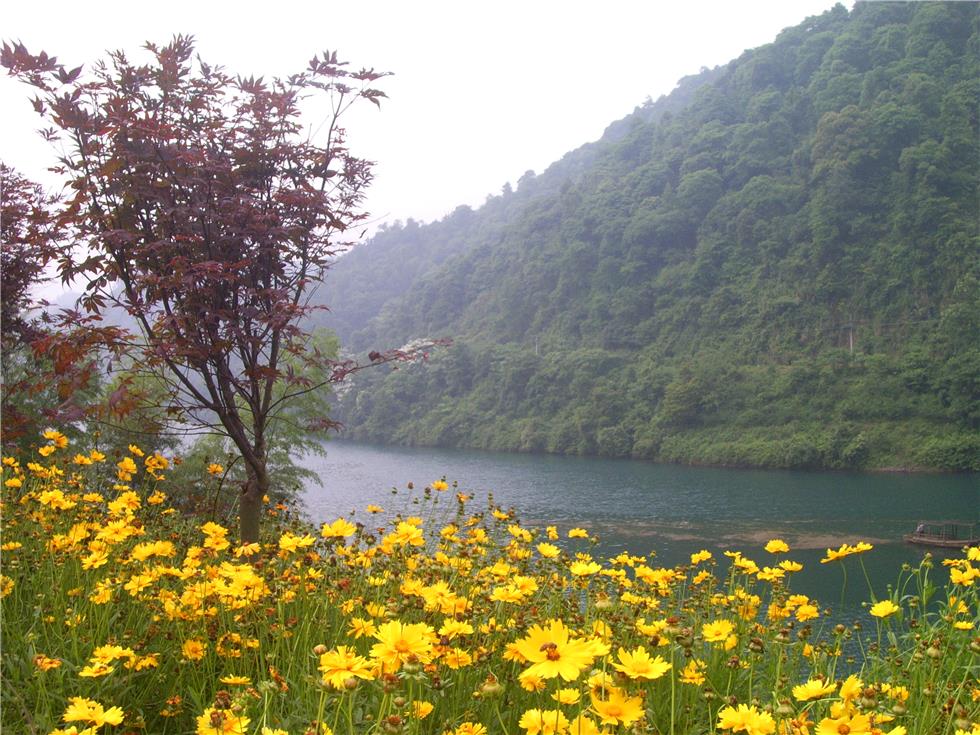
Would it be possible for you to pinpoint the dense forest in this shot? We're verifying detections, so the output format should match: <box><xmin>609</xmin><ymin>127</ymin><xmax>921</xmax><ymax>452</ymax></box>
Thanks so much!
<box><xmin>317</xmin><ymin>2</ymin><xmax>980</xmax><ymax>471</ymax></box>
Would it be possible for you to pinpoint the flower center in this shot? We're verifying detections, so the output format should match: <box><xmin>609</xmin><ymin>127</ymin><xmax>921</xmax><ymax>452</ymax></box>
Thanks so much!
<box><xmin>837</xmin><ymin>726</ymin><xmax>851</xmax><ymax>735</ymax></box>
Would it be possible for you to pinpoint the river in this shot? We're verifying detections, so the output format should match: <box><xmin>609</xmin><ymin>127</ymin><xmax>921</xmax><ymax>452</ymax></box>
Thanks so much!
<box><xmin>301</xmin><ymin>439</ymin><xmax>979</xmax><ymax>614</ymax></box>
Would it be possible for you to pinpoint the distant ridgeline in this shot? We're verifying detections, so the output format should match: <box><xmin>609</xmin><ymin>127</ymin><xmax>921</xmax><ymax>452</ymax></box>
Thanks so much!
<box><xmin>316</xmin><ymin>2</ymin><xmax>980</xmax><ymax>471</ymax></box>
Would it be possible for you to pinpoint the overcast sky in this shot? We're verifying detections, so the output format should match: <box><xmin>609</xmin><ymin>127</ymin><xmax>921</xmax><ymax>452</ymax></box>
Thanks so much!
<box><xmin>3</xmin><ymin>0</ymin><xmax>845</xmax><ymax>231</ymax></box>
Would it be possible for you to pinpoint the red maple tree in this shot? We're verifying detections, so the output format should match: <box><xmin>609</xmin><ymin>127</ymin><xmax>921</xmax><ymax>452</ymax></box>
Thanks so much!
<box><xmin>3</xmin><ymin>36</ymin><xmax>420</xmax><ymax>540</ymax></box>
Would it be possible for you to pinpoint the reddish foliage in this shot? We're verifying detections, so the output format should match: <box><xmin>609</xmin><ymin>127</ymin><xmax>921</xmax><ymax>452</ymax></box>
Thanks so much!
<box><xmin>2</xmin><ymin>37</ymin><xmax>436</xmax><ymax>536</ymax></box>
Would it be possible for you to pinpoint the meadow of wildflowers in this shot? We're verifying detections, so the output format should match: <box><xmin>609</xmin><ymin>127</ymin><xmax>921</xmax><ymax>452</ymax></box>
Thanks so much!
<box><xmin>1</xmin><ymin>432</ymin><xmax>978</xmax><ymax>735</ymax></box>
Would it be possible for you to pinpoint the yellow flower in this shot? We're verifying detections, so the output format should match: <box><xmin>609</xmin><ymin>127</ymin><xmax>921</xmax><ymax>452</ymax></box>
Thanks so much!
<box><xmin>442</xmin><ymin>647</ymin><xmax>473</xmax><ymax>669</ymax></box>
<box><xmin>869</xmin><ymin>600</ymin><xmax>900</xmax><ymax>618</ymax></box>
<box><xmin>765</xmin><ymin>539</ymin><xmax>790</xmax><ymax>554</ymax></box>
<box><xmin>321</xmin><ymin>518</ymin><xmax>357</xmax><ymax>539</ymax></box>
<box><xmin>182</xmin><ymin>639</ymin><xmax>207</xmax><ymax>661</ymax></box>
<box><xmin>219</xmin><ymin>675</ymin><xmax>251</xmax><ymax>685</ymax></box>
<box><xmin>815</xmin><ymin>712</ymin><xmax>871</xmax><ymax>735</ymax></box>
<box><xmin>716</xmin><ymin>704</ymin><xmax>776</xmax><ymax>735</ymax></box>
<box><xmin>792</xmin><ymin>678</ymin><xmax>836</xmax><ymax>701</ymax></box>
<box><xmin>552</xmin><ymin>688</ymin><xmax>581</xmax><ymax>704</ymax></box>
<box><xmin>319</xmin><ymin>645</ymin><xmax>374</xmax><ymax>688</ymax></box>
<box><xmin>38</xmin><ymin>445</ymin><xmax>57</xmax><ymax>457</ymax></box>
<box><xmin>590</xmin><ymin>687</ymin><xmax>644</xmax><ymax>726</ymax></box>
<box><xmin>612</xmin><ymin>646</ymin><xmax>671</xmax><ymax>680</ymax></box>
<box><xmin>679</xmin><ymin>658</ymin><xmax>706</xmax><ymax>685</ymax></box>
<box><xmin>568</xmin><ymin>528</ymin><xmax>590</xmax><ymax>539</ymax></box>
<box><xmin>537</xmin><ymin>542</ymin><xmax>561</xmax><ymax>558</ymax></box>
<box><xmin>4</xmin><ymin>477</ymin><xmax>22</xmax><ymax>488</ymax></box>
<box><xmin>431</xmin><ymin>479</ymin><xmax>448</xmax><ymax>491</ymax></box>
<box><xmin>370</xmin><ymin>620</ymin><xmax>436</xmax><ymax>672</ymax></box>
<box><xmin>207</xmin><ymin>463</ymin><xmax>224</xmax><ymax>476</ymax></box>
<box><xmin>514</xmin><ymin>619</ymin><xmax>597</xmax><ymax>681</ymax></box>
<box><xmin>569</xmin><ymin>560</ymin><xmax>602</xmax><ymax>576</ymax></box>
<box><xmin>690</xmin><ymin>549</ymin><xmax>713</xmax><ymax>564</ymax></box>
<box><xmin>519</xmin><ymin>709</ymin><xmax>570</xmax><ymax>735</ymax></box>
<box><xmin>411</xmin><ymin>701</ymin><xmax>434</xmax><ymax>719</ymax></box>
<box><xmin>839</xmin><ymin>674</ymin><xmax>863</xmax><ymax>702</ymax></box>
<box><xmin>63</xmin><ymin>697</ymin><xmax>125</xmax><ymax>727</ymax></box>
<box><xmin>78</xmin><ymin>662</ymin><xmax>115</xmax><ymax>678</ymax></box>
<box><xmin>278</xmin><ymin>532</ymin><xmax>315</xmax><ymax>554</ymax></box>
<box><xmin>33</xmin><ymin>654</ymin><xmax>63</xmax><ymax>671</ymax></box>
<box><xmin>196</xmin><ymin>707</ymin><xmax>250</xmax><ymax>735</ymax></box>
<box><xmin>702</xmin><ymin>619</ymin><xmax>735</xmax><ymax>642</ymax></box>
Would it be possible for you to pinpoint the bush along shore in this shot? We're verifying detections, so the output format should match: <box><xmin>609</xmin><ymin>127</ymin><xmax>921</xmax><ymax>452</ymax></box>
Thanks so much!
<box><xmin>2</xmin><ymin>433</ymin><xmax>979</xmax><ymax>735</ymax></box>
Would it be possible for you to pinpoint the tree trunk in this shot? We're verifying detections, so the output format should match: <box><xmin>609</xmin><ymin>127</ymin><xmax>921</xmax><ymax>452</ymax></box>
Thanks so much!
<box><xmin>240</xmin><ymin>461</ymin><xmax>268</xmax><ymax>544</ymax></box>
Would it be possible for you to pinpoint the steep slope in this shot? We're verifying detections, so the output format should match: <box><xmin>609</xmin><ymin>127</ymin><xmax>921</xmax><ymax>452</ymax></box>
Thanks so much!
<box><xmin>327</xmin><ymin>2</ymin><xmax>980</xmax><ymax>471</ymax></box>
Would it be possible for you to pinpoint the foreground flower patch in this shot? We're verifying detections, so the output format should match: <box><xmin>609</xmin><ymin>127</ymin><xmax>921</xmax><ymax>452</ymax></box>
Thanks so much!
<box><xmin>1</xmin><ymin>440</ymin><xmax>978</xmax><ymax>735</ymax></box>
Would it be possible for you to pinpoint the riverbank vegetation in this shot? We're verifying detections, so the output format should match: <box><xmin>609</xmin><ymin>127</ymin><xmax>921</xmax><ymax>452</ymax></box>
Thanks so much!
<box><xmin>3</xmin><ymin>436</ymin><xmax>978</xmax><ymax>734</ymax></box>
<box><xmin>324</xmin><ymin>3</ymin><xmax>979</xmax><ymax>471</ymax></box>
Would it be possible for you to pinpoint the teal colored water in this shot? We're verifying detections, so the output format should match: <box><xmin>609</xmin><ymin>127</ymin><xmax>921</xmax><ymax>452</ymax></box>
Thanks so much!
<box><xmin>301</xmin><ymin>440</ymin><xmax>979</xmax><ymax>615</ymax></box>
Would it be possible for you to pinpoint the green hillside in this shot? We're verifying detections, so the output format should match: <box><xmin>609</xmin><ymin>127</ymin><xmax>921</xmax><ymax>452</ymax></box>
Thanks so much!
<box><xmin>321</xmin><ymin>2</ymin><xmax>980</xmax><ymax>471</ymax></box>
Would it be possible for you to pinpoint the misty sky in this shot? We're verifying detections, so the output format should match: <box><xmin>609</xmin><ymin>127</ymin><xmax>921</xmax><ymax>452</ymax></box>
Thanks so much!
<box><xmin>3</xmin><ymin>0</ymin><xmax>844</xmax><ymax>232</ymax></box>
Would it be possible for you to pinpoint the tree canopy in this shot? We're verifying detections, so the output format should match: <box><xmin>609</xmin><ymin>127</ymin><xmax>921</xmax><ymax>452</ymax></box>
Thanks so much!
<box><xmin>2</xmin><ymin>36</ymin><xmax>412</xmax><ymax>539</ymax></box>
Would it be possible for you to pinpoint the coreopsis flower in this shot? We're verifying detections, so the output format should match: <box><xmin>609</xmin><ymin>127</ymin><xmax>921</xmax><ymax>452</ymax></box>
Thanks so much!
<box><xmin>196</xmin><ymin>707</ymin><xmax>250</xmax><ymax>735</ymax></box>
<box><xmin>62</xmin><ymin>697</ymin><xmax>124</xmax><ymax>728</ymax></box>
<box><xmin>452</xmin><ymin>725</ymin><xmax>487</xmax><ymax>735</ymax></box>
<box><xmin>4</xmin><ymin>477</ymin><xmax>22</xmax><ymax>488</ymax></box>
<box><xmin>442</xmin><ymin>647</ymin><xmax>473</xmax><ymax>669</ymax></box>
<box><xmin>431</xmin><ymin>479</ymin><xmax>448</xmax><ymax>491</ymax></box>
<box><xmin>815</xmin><ymin>712</ymin><xmax>871</xmax><ymax>735</ymax></box>
<box><xmin>439</xmin><ymin>619</ymin><xmax>474</xmax><ymax>639</ymax></box>
<box><xmin>514</xmin><ymin>619</ymin><xmax>597</xmax><ymax>681</ymax></box>
<box><xmin>690</xmin><ymin>549</ymin><xmax>713</xmax><ymax>564</ymax></box>
<box><xmin>33</xmin><ymin>654</ymin><xmax>62</xmax><ymax>671</ymax></box>
<box><xmin>382</xmin><ymin>521</ymin><xmax>424</xmax><ymax>549</ymax></box>
<box><xmin>568</xmin><ymin>528</ymin><xmax>589</xmax><ymax>539</ymax></box>
<box><xmin>612</xmin><ymin>646</ymin><xmax>671</xmax><ymax>680</ymax></box>
<box><xmin>716</xmin><ymin>704</ymin><xmax>776</xmax><ymax>735</ymax></box>
<box><xmin>702</xmin><ymin>619</ymin><xmax>735</xmax><ymax>642</ymax></box>
<box><xmin>219</xmin><ymin>675</ymin><xmax>251</xmax><ymax>686</ymax></box>
<box><xmin>869</xmin><ymin>600</ymin><xmax>900</xmax><ymax>618</ymax></box>
<box><xmin>569</xmin><ymin>560</ymin><xmax>602</xmax><ymax>576</ymax></box>
<box><xmin>277</xmin><ymin>532</ymin><xmax>315</xmax><ymax>554</ymax></box>
<box><xmin>182</xmin><ymin>639</ymin><xmax>207</xmax><ymax>661</ymax></box>
<box><xmin>370</xmin><ymin>620</ymin><xmax>436</xmax><ymax>671</ymax></box>
<box><xmin>519</xmin><ymin>708</ymin><xmax>570</xmax><ymax>735</ymax></box>
<box><xmin>79</xmin><ymin>662</ymin><xmax>115</xmax><ymax>678</ymax></box>
<box><xmin>839</xmin><ymin>674</ymin><xmax>864</xmax><ymax>702</ymax></box>
<box><xmin>537</xmin><ymin>542</ymin><xmax>561</xmax><ymax>558</ymax></box>
<box><xmin>765</xmin><ymin>539</ymin><xmax>790</xmax><ymax>554</ymax></box>
<box><xmin>319</xmin><ymin>645</ymin><xmax>374</xmax><ymax>688</ymax></box>
<box><xmin>590</xmin><ymin>687</ymin><xmax>645</xmax><ymax>727</ymax></box>
<box><xmin>552</xmin><ymin>688</ymin><xmax>581</xmax><ymax>704</ymax></box>
<box><xmin>321</xmin><ymin>518</ymin><xmax>357</xmax><ymax>538</ymax></box>
<box><xmin>792</xmin><ymin>679</ymin><xmax>837</xmax><ymax>701</ymax></box>
<box><xmin>207</xmin><ymin>463</ymin><xmax>224</xmax><ymax>476</ymax></box>
<box><xmin>116</xmin><ymin>456</ymin><xmax>137</xmax><ymax>481</ymax></box>
<box><xmin>679</xmin><ymin>658</ymin><xmax>706</xmax><ymax>685</ymax></box>
<box><xmin>568</xmin><ymin>715</ymin><xmax>605</xmax><ymax>735</ymax></box>
<box><xmin>411</xmin><ymin>701</ymin><xmax>434</xmax><ymax>719</ymax></box>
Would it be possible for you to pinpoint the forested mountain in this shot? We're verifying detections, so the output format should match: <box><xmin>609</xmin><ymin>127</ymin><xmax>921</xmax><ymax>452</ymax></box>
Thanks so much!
<box><xmin>318</xmin><ymin>2</ymin><xmax>980</xmax><ymax>471</ymax></box>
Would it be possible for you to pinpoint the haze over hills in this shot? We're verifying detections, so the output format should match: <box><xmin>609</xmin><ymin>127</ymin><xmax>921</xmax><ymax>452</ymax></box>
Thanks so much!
<box><xmin>316</xmin><ymin>2</ymin><xmax>979</xmax><ymax>471</ymax></box>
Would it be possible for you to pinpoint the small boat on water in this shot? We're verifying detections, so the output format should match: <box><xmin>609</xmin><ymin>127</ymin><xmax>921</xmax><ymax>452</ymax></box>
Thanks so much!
<box><xmin>904</xmin><ymin>521</ymin><xmax>979</xmax><ymax>548</ymax></box>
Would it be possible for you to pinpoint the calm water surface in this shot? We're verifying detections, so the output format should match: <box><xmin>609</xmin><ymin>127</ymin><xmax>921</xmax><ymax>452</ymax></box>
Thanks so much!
<box><xmin>301</xmin><ymin>440</ymin><xmax>979</xmax><ymax>612</ymax></box>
